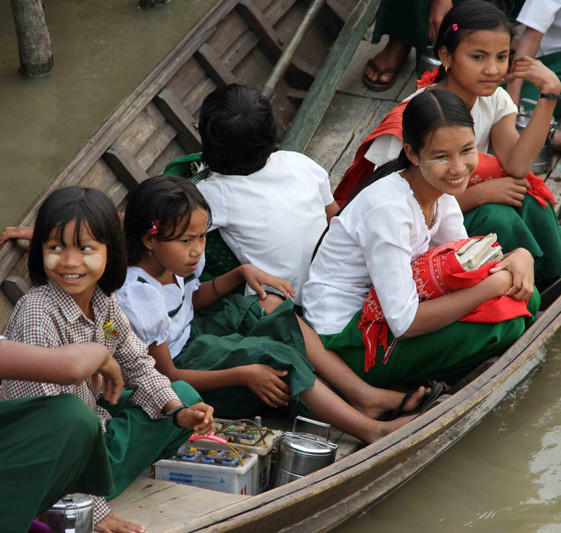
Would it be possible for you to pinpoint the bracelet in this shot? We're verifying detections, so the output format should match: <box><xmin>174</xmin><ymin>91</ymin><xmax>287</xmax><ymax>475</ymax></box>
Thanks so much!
<box><xmin>539</xmin><ymin>92</ymin><xmax>561</xmax><ymax>101</ymax></box>
<box><xmin>211</xmin><ymin>277</ymin><xmax>226</xmax><ymax>297</ymax></box>
<box><xmin>165</xmin><ymin>403</ymin><xmax>190</xmax><ymax>428</ymax></box>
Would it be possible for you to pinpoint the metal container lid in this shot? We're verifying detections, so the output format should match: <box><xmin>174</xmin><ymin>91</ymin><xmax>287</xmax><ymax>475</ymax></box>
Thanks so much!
<box><xmin>50</xmin><ymin>494</ymin><xmax>93</xmax><ymax>510</ymax></box>
<box><xmin>282</xmin><ymin>432</ymin><xmax>338</xmax><ymax>456</ymax></box>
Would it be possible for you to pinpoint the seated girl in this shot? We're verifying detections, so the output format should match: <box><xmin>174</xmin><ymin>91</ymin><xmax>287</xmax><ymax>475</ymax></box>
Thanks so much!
<box><xmin>334</xmin><ymin>0</ymin><xmax>561</xmax><ymax>286</ymax></box>
<box><xmin>0</xmin><ymin>187</ymin><xmax>214</xmax><ymax>533</ymax></box>
<box><xmin>116</xmin><ymin>175</ymin><xmax>436</xmax><ymax>445</ymax></box>
<box><xmin>0</xmin><ymin>339</ymin><xmax>121</xmax><ymax>533</ymax></box>
<box><xmin>303</xmin><ymin>89</ymin><xmax>539</xmax><ymax>388</ymax></box>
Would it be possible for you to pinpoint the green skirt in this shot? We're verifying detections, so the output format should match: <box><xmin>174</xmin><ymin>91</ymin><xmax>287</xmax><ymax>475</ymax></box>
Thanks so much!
<box><xmin>320</xmin><ymin>291</ymin><xmax>539</xmax><ymax>387</ymax></box>
<box><xmin>519</xmin><ymin>51</ymin><xmax>561</xmax><ymax>118</ymax></box>
<box><xmin>0</xmin><ymin>394</ymin><xmax>113</xmax><ymax>533</ymax></box>
<box><xmin>173</xmin><ymin>294</ymin><xmax>315</xmax><ymax>418</ymax></box>
<box><xmin>463</xmin><ymin>196</ymin><xmax>561</xmax><ymax>284</ymax></box>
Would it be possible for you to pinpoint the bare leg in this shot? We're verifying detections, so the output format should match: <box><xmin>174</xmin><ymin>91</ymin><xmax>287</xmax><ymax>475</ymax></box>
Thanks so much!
<box><xmin>296</xmin><ymin>315</ymin><xmax>426</xmax><ymax>419</ymax></box>
<box><xmin>302</xmin><ymin>379</ymin><xmax>415</xmax><ymax>444</ymax></box>
<box><xmin>258</xmin><ymin>296</ymin><xmax>426</xmax><ymax>419</ymax></box>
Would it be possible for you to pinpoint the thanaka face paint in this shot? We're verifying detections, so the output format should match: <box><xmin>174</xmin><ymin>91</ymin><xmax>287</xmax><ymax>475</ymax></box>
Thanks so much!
<box><xmin>43</xmin><ymin>253</ymin><xmax>60</xmax><ymax>270</ymax></box>
<box><xmin>84</xmin><ymin>254</ymin><xmax>104</xmax><ymax>272</ymax></box>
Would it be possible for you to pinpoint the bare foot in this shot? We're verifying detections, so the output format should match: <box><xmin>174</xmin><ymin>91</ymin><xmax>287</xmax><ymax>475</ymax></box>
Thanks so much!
<box><xmin>351</xmin><ymin>385</ymin><xmax>427</xmax><ymax>420</ymax></box>
<box><xmin>364</xmin><ymin>36</ymin><xmax>411</xmax><ymax>87</ymax></box>
<box><xmin>95</xmin><ymin>512</ymin><xmax>145</xmax><ymax>533</ymax></box>
<box><xmin>363</xmin><ymin>414</ymin><xmax>418</xmax><ymax>444</ymax></box>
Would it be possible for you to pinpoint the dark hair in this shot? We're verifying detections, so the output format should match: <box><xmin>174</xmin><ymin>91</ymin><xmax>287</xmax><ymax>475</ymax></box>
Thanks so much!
<box><xmin>124</xmin><ymin>175</ymin><xmax>212</xmax><ymax>265</ymax></box>
<box><xmin>28</xmin><ymin>186</ymin><xmax>126</xmax><ymax>295</ymax></box>
<box><xmin>434</xmin><ymin>0</ymin><xmax>515</xmax><ymax>82</ymax></box>
<box><xmin>344</xmin><ymin>89</ymin><xmax>474</xmax><ymax>207</ymax></box>
<box><xmin>199</xmin><ymin>84</ymin><xmax>277</xmax><ymax>175</ymax></box>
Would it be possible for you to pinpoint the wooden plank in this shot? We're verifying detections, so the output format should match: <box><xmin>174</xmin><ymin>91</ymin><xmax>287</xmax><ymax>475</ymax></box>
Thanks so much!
<box><xmin>154</xmin><ymin>89</ymin><xmax>202</xmax><ymax>153</ymax></box>
<box><xmin>103</xmin><ymin>145</ymin><xmax>151</xmax><ymax>190</ymax></box>
<box><xmin>303</xmin><ymin>0</ymin><xmax>348</xmax><ymax>40</ymax></box>
<box><xmin>195</xmin><ymin>43</ymin><xmax>238</xmax><ymax>87</ymax></box>
<box><xmin>236</xmin><ymin>0</ymin><xmax>317</xmax><ymax>90</ymax></box>
<box><xmin>281</xmin><ymin>0</ymin><xmax>382</xmax><ymax>152</ymax></box>
<box><xmin>1</xmin><ymin>276</ymin><xmax>29</xmax><ymax>306</ymax></box>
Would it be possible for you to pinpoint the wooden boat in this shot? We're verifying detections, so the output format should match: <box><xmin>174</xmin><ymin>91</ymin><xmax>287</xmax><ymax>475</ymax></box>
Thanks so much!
<box><xmin>1</xmin><ymin>0</ymin><xmax>561</xmax><ymax>530</ymax></box>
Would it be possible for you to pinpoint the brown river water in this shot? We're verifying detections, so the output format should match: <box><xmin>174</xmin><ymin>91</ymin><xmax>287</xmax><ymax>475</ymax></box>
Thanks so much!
<box><xmin>1</xmin><ymin>2</ymin><xmax>561</xmax><ymax>532</ymax></box>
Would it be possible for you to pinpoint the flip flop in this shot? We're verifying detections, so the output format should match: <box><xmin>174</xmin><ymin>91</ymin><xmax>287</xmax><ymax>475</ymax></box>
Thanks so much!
<box><xmin>381</xmin><ymin>382</ymin><xmax>445</xmax><ymax>421</ymax></box>
<box><xmin>363</xmin><ymin>59</ymin><xmax>400</xmax><ymax>91</ymax></box>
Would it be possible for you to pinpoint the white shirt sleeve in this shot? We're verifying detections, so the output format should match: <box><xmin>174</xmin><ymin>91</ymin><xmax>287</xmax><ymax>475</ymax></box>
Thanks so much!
<box><xmin>116</xmin><ymin>281</ymin><xmax>171</xmax><ymax>347</ymax></box>
<box><xmin>517</xmin><ymin>0</ymin><xmax>560</xmax><ymax>34</ymax></box>
<box><xmin>197</xmin><ymin>178</ymin><xmax>228</xmax><ymax>232</ymax></box>
<box><xmin>491</xmin><ymin>87</ymin><xmax>518</xmax><ymax>124</ymax></box>
<box><xmin>430</xmin><ymin>195</ymin><xmax>468</xmax><ymax>247</ymax></box>
<box><xmin>364</xmin><ymin>134</ymin><xmax>403</xmax><ymax>167</ymax></box>
<box><xmin>351</xmin><ymin>200</ymin><xmax>419</xmax><ymax>337</ymax></box>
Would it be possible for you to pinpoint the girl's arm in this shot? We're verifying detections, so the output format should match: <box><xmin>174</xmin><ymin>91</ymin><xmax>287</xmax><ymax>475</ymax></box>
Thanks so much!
<box><xmin>402</xmin><ymin>248</ymin><xmax>534</xmax><ymax>338</ymax></box>
<box><xmin>192</xmin><ymin>264</ymin><xmax>295</xmax><ymax>310</ymax></box>
<box><xmin>506</xmin><ymin>27</ymin><xmax>545</xmax><ymax>105</ymax></box>
<box><xmin>149</xmin><ymin>341</ymin><xmax>290</xmax><ymax>407</ymax></box>
<box><xmin>456</xmin><ymin>177</ymin><xmax>531</xmax><ymax>212</ymax></box>
<box><xmin>492</xmin><ymin>57</ymin><xmax>561</xmax><ymax>177</ymax></box>
<box><xmin>325</xmin><ymin>201</ymin><xmax>340</xmax><ymax>223</ymax></box>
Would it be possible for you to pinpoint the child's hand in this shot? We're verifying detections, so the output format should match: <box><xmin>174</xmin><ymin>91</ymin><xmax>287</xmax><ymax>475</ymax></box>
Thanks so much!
<box><xmin>490</xmin><ymin>248</ymin><xmax>534</xmax><ymax>301</ymax></box>
<box><xmin>505</xmin><ymin>56</ymin><xmax>561</xmax><ymax>95</ymax></box>
<box><xmin>176</xmin><ymin>402</ymin><xmax>215</xmax><ymax>436</ymax></box>
<box><xmin>242</xmin><ymin>364</ymin><xmax>291</xmax><ymax>408</ymax></box>
<box><xmin>0</xmin><ymin>225</ymin><xmax>33</xmax><ymax>246</ymax></box>
<box><xmin>239</xmin><ymin>264</ymin><xmax>296</xmax><ymax>299</ymax></box>
<box><xmin>92</xmin><ymin>354</ymin><xmax>124</xmax><ymax>406</ymax></box>
<box><xmin>475</xmin><ymin>178</ymin><xmax>530</xmax><ymax>207</ymax></box>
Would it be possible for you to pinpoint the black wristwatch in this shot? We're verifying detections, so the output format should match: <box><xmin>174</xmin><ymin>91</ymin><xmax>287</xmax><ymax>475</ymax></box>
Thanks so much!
<box><xmin>165</xmin><ymin>403</ymin><xmax>190</xmax><ymax>428</ymax></box>
<box><xmin>540</xmin><ymin>93</ymin><xmax>561</xmax><ymax>101</ymax></box>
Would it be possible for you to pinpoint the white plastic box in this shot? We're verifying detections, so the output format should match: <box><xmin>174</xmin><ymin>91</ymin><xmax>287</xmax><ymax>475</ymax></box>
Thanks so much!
<box><xmin>153</xmin><ymin>446</ymin><xmax>258</xmax><ymax>495</ymax></box>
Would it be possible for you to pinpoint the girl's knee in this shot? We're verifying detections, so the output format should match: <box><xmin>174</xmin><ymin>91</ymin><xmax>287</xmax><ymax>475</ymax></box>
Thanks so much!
<box><xmin>258</xmin><ymin>294</ymin><xmax>283</xmax><ymax>314</ymax></box>
<box><xmin>170</xmin><ymin>381</ymin><xmax>203</xmax><ymax>406</ymax></box>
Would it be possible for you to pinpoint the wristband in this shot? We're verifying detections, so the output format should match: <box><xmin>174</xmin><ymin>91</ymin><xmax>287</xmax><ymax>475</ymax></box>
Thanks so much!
<box><xmin>539</xmin><ymin>93</ymin><xmax>561</xmax><ymax>101</ymax></box>
<box><xmin>165</xmin><ymin>403</ymin><xmax>190</xmax><ymax>428</ymax></box>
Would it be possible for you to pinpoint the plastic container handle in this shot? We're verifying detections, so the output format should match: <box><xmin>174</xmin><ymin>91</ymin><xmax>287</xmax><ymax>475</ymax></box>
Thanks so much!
<box><xmin>188</xmin><ymin>432</ymin><xmax>228</xmax><ymax>445</ymax></box>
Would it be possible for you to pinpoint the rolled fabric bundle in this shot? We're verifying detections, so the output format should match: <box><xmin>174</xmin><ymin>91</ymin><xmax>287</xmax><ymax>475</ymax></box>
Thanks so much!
<box><xmin>358</xmin><ymin>235</ymin><xmax>531</xmax><ymax>372</ymax></box>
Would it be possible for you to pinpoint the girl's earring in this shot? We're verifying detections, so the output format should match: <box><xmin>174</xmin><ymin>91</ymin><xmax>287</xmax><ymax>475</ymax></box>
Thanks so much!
<box><xmin>444</xmin><ymin>65</ymin><xmax>449</xmax><ymax>74</ymax></box>
<box><xmin>147</xmin><ymin>249</ymin><xmax>153</xmax><ymax>257</ymax></box>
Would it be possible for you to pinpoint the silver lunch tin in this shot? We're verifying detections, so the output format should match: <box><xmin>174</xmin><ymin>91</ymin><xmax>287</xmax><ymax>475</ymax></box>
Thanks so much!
<box><xmin>37</xmin><ymin>493</ymin><xmax>94</xmax><ymax>533</ymax></box>
<box><xmin>272</xmin><ymin>416</ymin><xmax>338</xmax><ymax>487</ymax></box>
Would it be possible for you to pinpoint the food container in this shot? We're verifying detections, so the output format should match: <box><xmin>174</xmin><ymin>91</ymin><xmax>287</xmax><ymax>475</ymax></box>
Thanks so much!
<box><xmin>272</xmin><ymin>416</ymin><xmax>338</xmax><ymax>487</ymax></box>
<box><xmin>37</xmin><ymin>494</ymin><xmax>94</xmax><ymax>533</ymax></box>
<box><xmin>417</xmin><ymin>46</ymin><xmax>441</xmax><ymax>77</ymax></box>
<box><xmin>516</xmin><ymin>98</ymin><xmax>557</xmax><ymax>174</ymax></box>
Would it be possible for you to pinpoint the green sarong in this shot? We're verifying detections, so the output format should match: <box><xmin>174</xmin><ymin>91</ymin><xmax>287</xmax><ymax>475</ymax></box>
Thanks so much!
<box><xmin>320</xmin><ymin>291</ymin><xmax>539</xmax><ymax>388</ymax></box>
<box><xmin>173</xmin><ymin>294</ymin><xmax>314</xmax><ymax>418</ymax></box>
<box><xmin>519</xmin><ymin>51</ymin><xmax>561</xmax><ymax>118</ymax></box>
<box><xmin>463</xmin><ymin>196</ymin><xmax>561</xmax><ymax>284</ymax></box>
<box><xmin>99</xmin><ymin>381</ymin><xmax>202</xmax><ymax>500</ymax></box>
<box><xmin>0</xmin><ymin>394</ymin><xmax>113</xmax><ymax>533</ymax></box>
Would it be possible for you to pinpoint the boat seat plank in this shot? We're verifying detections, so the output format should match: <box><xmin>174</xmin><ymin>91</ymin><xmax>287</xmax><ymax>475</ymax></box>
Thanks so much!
<box><xmin>196</xmin><ymin>43</ymin><xmax>238</xmax><ymax>87</ymax></box>
<box><xmin>1</xmin><ymin>276</ymin><xmax>29</xmax><ymax>306</ymax></box>
<box><xmin>236</xmin><ymin>0</ymin><xmax>317</xmax><ymax>90</ymax></box>
<box><xmin>302</xmin><ymin>0</ymin><xmax>347</xmax><ymax>40</ymax></box>
<box><xmin>103</xmin><ymin>145</ymin><xmax>151</xmax><ymax>191</ymax></box>
<box><xmin>135</xmin><ymin>121</ymin><xmax>179</xmax><ymax>172</ymax></box>
<box><xmin>110</xmin><ymin>478</ymin><xmax>247</xmax><ymax>533</ymax></box>
<box><xmin>148</xmin><ymin>140</ymin><xmax>187</xmax><ymax>177</ymax></box>
<box><xmin>154</xmin><ymin>89</ymin><xmax>202</xmax><ymax>153</ymax></box>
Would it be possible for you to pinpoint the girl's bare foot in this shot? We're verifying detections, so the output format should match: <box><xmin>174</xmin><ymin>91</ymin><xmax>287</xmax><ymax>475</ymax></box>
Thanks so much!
<box><xmin>364</xmin><ymin>414</ymin><xmax>418</xmax><ymax>444</ymax></box>
<box><xmin>364</xmin><ymin>36</ymin><xmax>411</xmax><ymax>89</ymax></box>
<box><xmin>95</xmin><ymin>512</ymin><xmax>145</xmax><ymax>533</ymax></box>
<box><xmin>351</xmin><ymin>385</ymin><xmax>428</xmax><ymax>420</ymax></box>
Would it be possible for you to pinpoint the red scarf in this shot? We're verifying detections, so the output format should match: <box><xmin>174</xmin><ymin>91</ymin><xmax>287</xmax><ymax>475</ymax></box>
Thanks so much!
<box><xmin>334</xmin><ymin>68</ymin><xmax>555</xmax><ymax>209</ymax></box>
<box><xmin>358</xmin><ymin>237</ymin><xmax>531</xmax><ymax>373</ymax></box>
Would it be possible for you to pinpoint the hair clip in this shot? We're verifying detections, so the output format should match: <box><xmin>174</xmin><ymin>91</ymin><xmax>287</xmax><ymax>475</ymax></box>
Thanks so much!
<box><xmin>149</xmin><ymin>220</ymin><xmax>159</xmax><ymax>235</ymax></box>
<box><xmin>452</xmin><ymin>23</ymin><xmax>458</xmax><ymax>31</ymax></box>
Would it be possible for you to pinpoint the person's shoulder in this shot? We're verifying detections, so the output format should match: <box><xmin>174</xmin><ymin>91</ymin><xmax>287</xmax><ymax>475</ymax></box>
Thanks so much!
<box><xmin>7</xmin><ymin>285</ymin><xmax>57</xmax><ymax>332</ymax></box>
<box><xmin>346</xmin><ymin>173</ymin><xmax>410</xmax><ymax>216</ymax></box>
<box><xmin>275</xmin><ymin>151</ymin><xmax>326</xmax><ymax>172</ymax></box>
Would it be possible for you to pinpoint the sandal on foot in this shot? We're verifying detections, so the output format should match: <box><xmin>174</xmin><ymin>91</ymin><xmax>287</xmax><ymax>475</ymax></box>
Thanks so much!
<box><xmin>381</xmin><ymin>382</ymin><xmax>445</xmax><ymax>421</ymax></box>
<box><xmin>363</xmin><ymin>59</ymin><xmax>400</xmax><ymax>91</ymax></box>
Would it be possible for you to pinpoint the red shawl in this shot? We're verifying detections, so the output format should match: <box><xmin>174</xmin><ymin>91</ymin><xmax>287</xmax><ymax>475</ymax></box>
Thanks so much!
<box><xmin>334</xmin><ymin>68</ymin><xmax>555</xmax><ymax>209</ymax></box>
<box><xmin>358</xmin><ymin>237</ymin><xmax>531</xmax><ymax>373</ymax></box>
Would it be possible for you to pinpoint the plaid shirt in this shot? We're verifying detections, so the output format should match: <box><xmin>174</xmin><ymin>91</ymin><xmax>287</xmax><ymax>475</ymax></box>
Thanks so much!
<box><xmin>0</xmin><ymin>280</ymin><xmax>180</xmax><ymax>523</ymax></box>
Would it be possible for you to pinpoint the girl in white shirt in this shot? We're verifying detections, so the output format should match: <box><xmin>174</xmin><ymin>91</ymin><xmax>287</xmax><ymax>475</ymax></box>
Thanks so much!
<box><xmin>117</xmin><ymin>176</ymin><xmax>434</xmax><ymax>444</ymax></box>
<box><xmin>304</xmin><ymin>89</ymin><xmax>539</xmax><ymax>387</ymax></box>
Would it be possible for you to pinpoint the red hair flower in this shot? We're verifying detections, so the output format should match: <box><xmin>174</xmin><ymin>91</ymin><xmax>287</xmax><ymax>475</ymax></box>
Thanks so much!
<box><xmin>149</xmin><ymin>220</ymin><xmax>159</xmax><ymax>235</ymax></box>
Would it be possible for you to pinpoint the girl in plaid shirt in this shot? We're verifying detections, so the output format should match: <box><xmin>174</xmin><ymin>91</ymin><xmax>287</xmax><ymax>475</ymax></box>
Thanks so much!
<box><xmin>0</xmin><ymin>187</ymin><xmax>214</xmax><ymax>533</ymax></box>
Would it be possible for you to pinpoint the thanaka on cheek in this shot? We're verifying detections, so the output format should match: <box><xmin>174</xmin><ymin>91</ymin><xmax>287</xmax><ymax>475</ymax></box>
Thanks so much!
<box><xmin>44</xmin><ymin>253</ymin><xmax>60</xmax><ymax>270</ymax></box>
<box><xmin>84</xmin><ymin>254</ymin><xmax>104</xmax><ymax>272</ymax></box>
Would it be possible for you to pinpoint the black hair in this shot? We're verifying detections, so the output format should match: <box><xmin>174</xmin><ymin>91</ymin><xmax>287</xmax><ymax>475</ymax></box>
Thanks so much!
<box><xmin>344</xmin><ymin>88</ymin><xmax>474</xmax><ymax>207</ymax></box>
<box><xmin>28</xmin><ymin>186</ymin><xmax>126</xmax><ymax>295</ymax></box>
<box><xmin>124</xmin><ymin>175</ymin><xmax>212</xmax><ymax>265</ymax></box>
<box><xmin>434</xmin><ymin>0</ymin><xmax>515</xmax><ymax>82</ymax></box>
<box><xmin>199</xmin><ymin>83</ymin><xmax>277</xmax><ymax>175</ymax></box>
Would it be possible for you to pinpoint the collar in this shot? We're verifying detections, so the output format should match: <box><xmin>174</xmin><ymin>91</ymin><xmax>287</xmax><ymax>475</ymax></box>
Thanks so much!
<box><xmin>46</xmin><ymin>280</ymin><xmax>107</xmax><ymax>325</ymax></box>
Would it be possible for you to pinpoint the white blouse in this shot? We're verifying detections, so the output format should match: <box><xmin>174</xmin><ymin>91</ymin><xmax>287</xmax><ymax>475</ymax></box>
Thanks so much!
<box><xmin>115</xmin><ymin>257</ymin><xmax>205</xmax><ymax>358</ymax></box>
<box><xmin>302</xmin><ymin>172</ymin><xmax>467</xmax><ymax>336</ymax></box>
<box><xmin>364</xmin><ymin>86</ymin><xmax>518</xmax><ymax>167</ymax></box>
